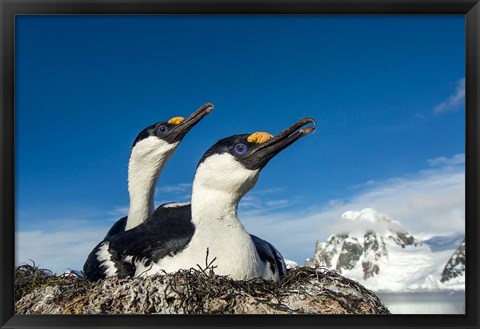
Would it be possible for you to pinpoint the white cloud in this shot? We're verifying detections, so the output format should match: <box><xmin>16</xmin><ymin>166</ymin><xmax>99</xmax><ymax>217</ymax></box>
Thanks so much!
<box><xmin>428</xmin><ymin>154</ymin><xmax>465</xmax><ymax>167</ymax></box>
<box><xmin>239</xmin><ymin>187</ymin><xmax>297</xmax><ymax>213</ymax></box>
<box><xmin>16</xmin><ymin>156</ymin><xmax>465</xmax><ymax>273</ymax></box>
<box><xmin>433</xmin><ymin>78</ymin><xmax>465</xmax><ymax>113</ymax></box>
<box><xmin>154</xmin><ymin>183</ymin><xmax>193</xmax><ymax>205</ymax></box>
<box><xmin>107</xmin><ymin>206</ymin><xmax>129</xmax><ymax>221</ymax></box>
<box><xmin>348</xmin><ymin>179</ymin><xmax>377</xmax><ymax>190</ymax></box>
<box><xmin>16</xmin><ymin>220</ymin><xmax>110</xmax><ymax>274</ymax></box>
<box><xmin>156</xmin><ymin>183</ymin><xmax>192</xmax><ymax>194</ymax></box>
<box><xmin>242</xmin><ymin>154</ymin><xmax>465</xmax><ymax>264</ymax></box>
<box><xmin>265</xmin><ymin>199</ymin><xmax>292</xmax><ymax>208</ymax></box>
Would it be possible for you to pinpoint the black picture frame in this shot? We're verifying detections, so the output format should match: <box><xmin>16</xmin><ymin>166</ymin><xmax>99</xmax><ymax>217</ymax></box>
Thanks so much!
<box><xmin>1</xmin><ymin>1</ymin><xmax>478</xmax><ymax>328</ymax></box>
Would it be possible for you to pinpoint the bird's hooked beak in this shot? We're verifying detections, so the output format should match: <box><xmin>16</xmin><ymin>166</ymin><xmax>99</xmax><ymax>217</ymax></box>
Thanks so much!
<box><xmin>165</xmin><ymin>103</ymin><xmax>214</xmax><ymax>143</ymax></box>
<box><xmin>242</xmin><ymin>118</ymin><xmax>316</xmax><ymax>170</ymax></box>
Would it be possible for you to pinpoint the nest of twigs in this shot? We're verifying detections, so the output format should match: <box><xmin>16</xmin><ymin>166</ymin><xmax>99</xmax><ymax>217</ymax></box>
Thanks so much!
<box><xmin>15</xmin><ymin>261</ymin><xmax>390</xmax><ymax>315</ymax></box>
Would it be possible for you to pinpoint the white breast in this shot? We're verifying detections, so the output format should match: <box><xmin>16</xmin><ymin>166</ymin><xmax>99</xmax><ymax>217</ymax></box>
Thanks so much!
<box><xmin>134</xmin><ymin>215</ymin><xmax>263</xmax><ymax>280</ymax></box>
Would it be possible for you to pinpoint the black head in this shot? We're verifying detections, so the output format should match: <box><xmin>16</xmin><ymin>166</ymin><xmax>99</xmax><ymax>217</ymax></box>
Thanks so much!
<box><xmin>132</xmin><ymin>102</ymin><xmax>214</xmax><ymax>147</ymax></box>
<box><xmin>197</xmin><ymin>118</ymin><xmax>316</xmax><ymax>171</ymax></box>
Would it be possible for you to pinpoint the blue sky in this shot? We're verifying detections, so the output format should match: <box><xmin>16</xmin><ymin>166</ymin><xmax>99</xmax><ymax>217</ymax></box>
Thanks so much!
<box><xmin>15</xmin><ymin>15</ymin><xmax>465</xmax><ymax>273</ymax></box>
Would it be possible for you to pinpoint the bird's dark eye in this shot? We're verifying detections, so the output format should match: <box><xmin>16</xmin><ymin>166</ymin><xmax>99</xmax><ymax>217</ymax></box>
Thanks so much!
<box><xmin>156</xmin><ymin>125</ymin><xmax>169</xmax><ymax>136</ymax></box>
<box><xmin>233</xmin><ymin>143</ymin><xmax>248</xmax><ymax>156</ymax></box>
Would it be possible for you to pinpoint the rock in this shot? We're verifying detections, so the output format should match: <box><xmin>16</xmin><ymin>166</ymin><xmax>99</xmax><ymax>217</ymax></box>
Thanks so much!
<box><xmin>15</xmin><ymin>266</ymin><xmax>390</xmax><ymax>315</ymax></box>
<box><xmin>336</xmin><ymin>237</ymin><xmax>362</xmax><ymax>271</ymax></box>
<box><xmin>441</xmin><ymin>239</ymin><xmax>466</xmax><ymax>283</ymax></box>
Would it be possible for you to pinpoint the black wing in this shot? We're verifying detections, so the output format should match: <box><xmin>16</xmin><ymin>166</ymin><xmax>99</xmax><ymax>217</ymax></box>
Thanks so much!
<box><xmin>250</xmin><ymin>234</ymin><xmax>287</xmax><ymax>277</ymax></box>
<box><xmin>104</xmin><ymin>216</ymin><xmax>127</xmax><ymax>238</ymax></box>
<box><xmin>109</xmin><ymin>204</ymin><xmax>195</xmax><ymax>267</ymax></box>
<box><xmin>84</xmin><ymin>204</ymin><xmax>195</xmax><ymax>281</ymax></box>
<box><xmin>83</xmin><ymin>239</ymin><xmax>135</xmax><ymax>281</ymax></box>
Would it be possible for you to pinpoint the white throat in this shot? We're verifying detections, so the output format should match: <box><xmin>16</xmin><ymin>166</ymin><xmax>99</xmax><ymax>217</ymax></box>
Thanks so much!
<box><xmin>190</xmin><ymin>154</ymin><xmax>259</xmax><ymax>223</ymax></box>
<box><xmin>125</xmin><ymin>137</ymin><xmax>178</xmax><ymax>230</ymax></box>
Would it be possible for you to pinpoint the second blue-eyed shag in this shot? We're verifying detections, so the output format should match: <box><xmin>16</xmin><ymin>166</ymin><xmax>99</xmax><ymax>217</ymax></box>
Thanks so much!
<box><xmin>105</xmin><ymin>103</ymin><xmax>214</xmax><ymax>237</ymax></box>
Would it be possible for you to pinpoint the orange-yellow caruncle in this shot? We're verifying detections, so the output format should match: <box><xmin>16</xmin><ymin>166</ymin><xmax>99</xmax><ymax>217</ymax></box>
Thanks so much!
<box><xmin>167</xmin><ymin>117</ymin><xmax>185</xmax><ymax>125</ymax></box>
<box><xmin>247</xmin><ymin>132</ymin><xmax>273</xmax><ymax>144</ymax></box>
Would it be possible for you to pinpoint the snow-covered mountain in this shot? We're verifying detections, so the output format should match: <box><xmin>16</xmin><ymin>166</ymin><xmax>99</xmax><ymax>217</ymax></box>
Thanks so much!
<box><xmin>304</xmin><ymin>208</ymin><xmax>464</xmax><ymax>292</ymax></box>
<box><xmin>440</xmin><ymin>239</ymin><xmax>465</xmax><ymax>289</ymax></box>
<box><xmin>284</xmin><ymin>259</ymin><xmax>299</xmax><ymax>269</ymax></box>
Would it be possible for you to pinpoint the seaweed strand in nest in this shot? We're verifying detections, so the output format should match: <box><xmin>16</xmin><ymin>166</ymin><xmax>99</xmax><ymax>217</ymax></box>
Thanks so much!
<box><xmin>15</xmin><ymin>261</ymin><xmax>93</xmax><ymax>305</ymax></box>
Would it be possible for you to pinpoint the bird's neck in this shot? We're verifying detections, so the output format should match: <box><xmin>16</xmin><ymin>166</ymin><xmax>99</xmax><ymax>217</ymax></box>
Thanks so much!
<box><xmin>190</xmin><ymin>161</ymin><xmax>258</xmax><ymax>224</ymax></box>
<box><xmin>191</xmin><ymin>186</ymin><xmax>241</xmax><ymax>225</ymax></box>
<box><xmin>188</xmin><ymin>184</ymin><xmax>262</xmax><ymax>279</ymax></box>
<box><xmin>179</xmin><ymin>165</ymin><xmax>264</xmax><ymax>279</ymax></box>
<box><xmin>125</xmin><ymin>147</ymin><xmax>175</xmax><ymax>230</ymax></box>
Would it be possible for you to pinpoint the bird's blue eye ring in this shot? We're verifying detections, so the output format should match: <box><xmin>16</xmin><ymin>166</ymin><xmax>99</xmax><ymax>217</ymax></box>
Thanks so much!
<box><xmin>156</xmin><ymin>124</ymin><xmax>169</xmax><ymax>136</ymax></box>
<box><xmin>233</xmin><ymin>143</ymin><xmax>248</xmax><ymax>156</ymax></box>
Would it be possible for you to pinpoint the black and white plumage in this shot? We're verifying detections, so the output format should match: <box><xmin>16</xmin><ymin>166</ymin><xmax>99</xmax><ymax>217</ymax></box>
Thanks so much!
<box><xmin>83</xmin><ymin>103</ymin><xmax>212</xmax><ymax>279</ymax></box>
<box><xmin>84</xmin><ymin>204</ymin><xmax>194</xmax><ymax>279</ymax></box>
<box><xmin>84</xmin><ymin>203</ymin><xmax>287</xmax><ymax>280</ymax></box>
<box><xmin>104</xmin><ymin>103</ymin><xmax>214</xmax><ymax>237</ymax></box>
<box><xmin>84</xmin><ymin>118</ymin><xmax>315</xmax><ymax>282</ymax></box>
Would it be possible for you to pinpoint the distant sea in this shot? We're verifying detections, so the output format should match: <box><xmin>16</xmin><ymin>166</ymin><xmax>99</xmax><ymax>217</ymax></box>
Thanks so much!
<box><xmin>376</xmin><ymin>290</ymin><xmax>465</xmax><ymax>314</ymax></box>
